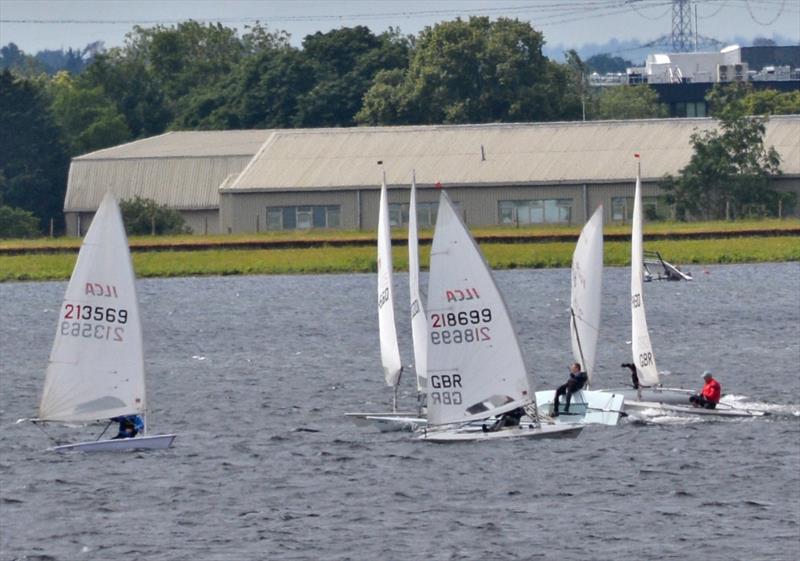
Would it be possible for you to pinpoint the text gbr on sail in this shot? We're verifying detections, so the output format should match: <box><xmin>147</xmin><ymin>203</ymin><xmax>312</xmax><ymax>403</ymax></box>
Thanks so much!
<box><xmin>429</xmin><ymin>372</ymin><xmax>462</xmax><ymax>405</ymax></box>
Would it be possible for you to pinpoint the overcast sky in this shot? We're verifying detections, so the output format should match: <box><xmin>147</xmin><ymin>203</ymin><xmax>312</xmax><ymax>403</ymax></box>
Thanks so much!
<box><xmin>1</xmin><ymin>0</ymin><xmax>798</xmax><ymax>55</ymax></box>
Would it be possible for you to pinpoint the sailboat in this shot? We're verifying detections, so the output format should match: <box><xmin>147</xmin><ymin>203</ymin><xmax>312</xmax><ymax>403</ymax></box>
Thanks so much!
<box><xmin>534</xmin><ymin>206</ymin><xmax>625</xmax><ymax>425</ymax></box>
<box><xmin>420</xmin><ymin>190</ymin><xmax>583</xmax><ymax>442</ymax></box>
<box><xmin>346</xmin><ymin>172</ymin><xmax>425</xmax><ymax>431</ymax></box>
<box><xmin>611</xmin><ymin>156</ymin><xmax>764</xmax><ymax>418</ymax></box>
<box><xmin>26</xmin><ymin>193</ymin><xmax>177</xmax><ymax>452</ymax></box>
<box><xmin>408</xmin><ymin>171</ymin><xmax>428</xmax><ymax>400</ymax></box>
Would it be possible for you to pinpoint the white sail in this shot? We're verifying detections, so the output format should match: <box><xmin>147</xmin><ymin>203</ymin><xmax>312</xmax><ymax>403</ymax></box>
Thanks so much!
<box><xmin>39</xmin><ymin>193</ymin><xmax>146</xmax><ymax>423</ymax></box>
<box><xmin>570</xmin><ymin>205</ymin><xmax>603</xmax><ymax>385</ymax></box>
<box><xmin>408</xmin><ymin>171</ymin><xmax>428</xmax><ymax>391</ymax></box>
<box><xmin>377</xmin><ymin>172</ymin><xmax>403</xmax><ymax>387</ymax></box>
<box><xmin>426</xmin><ymin>190</ymin><xmax>532</xmax><ymax>426</ymax></box>
<box><xmin>630</xmin><ymin>161</ymin><xmax>660</xmax><ymax>386</ymax></box>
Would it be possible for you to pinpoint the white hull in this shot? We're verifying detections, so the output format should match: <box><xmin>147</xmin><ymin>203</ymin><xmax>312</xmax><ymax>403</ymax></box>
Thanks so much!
<box><xmin>604</xmin><ymin>386</ymin><xmax>766</xmax><ymax>417</ymax></box>
<box><xmin>625</xmin><ymin>401</ymin><xmax>766</xmax><ymax>418</ymax></box>
<box><xmin>344</xmin><ymin>412</ymin><xmax>426</xmax><ymax>432</ymax></box>
<box><xmin>603</xmin><ymin>386</ymin><xmax>694</xmax><ymax>405</ymax></box>
<box><xmin>50</xmin><ymin>434</ymin><xmax>177</xmax><ymax>453</ymax></box>
<box><xmin>534</xmin><ymin>389</ymin><xmax>625</xmax><ymax>426</ymax></box>
<box><xmin>420</xmin><ymin>422</ymin><xmax>583</xmax><ymax>442</ymax></box>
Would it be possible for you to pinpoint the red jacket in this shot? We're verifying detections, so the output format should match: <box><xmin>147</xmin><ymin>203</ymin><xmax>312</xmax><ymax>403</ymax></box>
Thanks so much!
<box><xmin>701</xmin><ymin>378</ymin><xmax>721</xmax><ymax>403</ymax></box>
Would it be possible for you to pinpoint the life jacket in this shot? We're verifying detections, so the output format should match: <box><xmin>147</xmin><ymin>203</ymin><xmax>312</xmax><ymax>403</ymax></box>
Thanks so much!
<box><xmin>701</xmin><ymin>379</ymin><xmax>721</xmax><ymax>403</ymax></box>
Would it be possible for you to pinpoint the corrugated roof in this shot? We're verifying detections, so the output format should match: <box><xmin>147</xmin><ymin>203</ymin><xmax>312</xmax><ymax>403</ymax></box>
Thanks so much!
<box><xmin>65</xmin><ymin>130</ymin><xmax>274</xmax><ymax>210</ymax></box>
<box><xmin>75</xmin><ymin>130</ymin><xmax>274</xmax><ymax>160</ymax></box>
<box><xmin>224</xmin><ymin>117</ymin><xmax>800</xmax><ymax>192</ymax></box>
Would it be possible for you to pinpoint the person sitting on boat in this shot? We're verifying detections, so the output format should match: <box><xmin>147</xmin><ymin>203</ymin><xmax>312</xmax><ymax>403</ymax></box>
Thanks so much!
<box><xmin>689</xmin><ymin>371</ymin><xmax>721</xmax><ymax>409</ymax></box>
<box><xmin>111</xmin><ymin>415</ymin><xmax>143</xmax><ymax>439</ymax></box>
<box><xmin>482</xmin><ymin>407</ymin><xmax>525</xmax><ymax>432</ymax></box>
<box><xmin>621</xmin><ymin>363</ymin><xmax>640</xmax><ymax>389</ymax></box>
<box><xmin>552</xmin><ymin>362</ymin><xmax>588</xmax><ymax>416</ymax></box>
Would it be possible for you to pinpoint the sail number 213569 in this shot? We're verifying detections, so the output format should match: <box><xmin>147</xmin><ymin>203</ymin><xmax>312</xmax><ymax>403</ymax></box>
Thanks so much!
<box><xmin>60</xmin><ymin>304</ymin><xmax>128</xmax><ymax>342</ymax></box>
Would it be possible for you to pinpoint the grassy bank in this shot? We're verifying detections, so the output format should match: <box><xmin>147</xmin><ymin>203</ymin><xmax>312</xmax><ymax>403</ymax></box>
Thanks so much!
<box><xmin>1</xmin><ymin>235</ymin><xmax>797</xmax><ymax>281</ymax></box>
<box><xmin>1</xmin><ymin>218</ymin><xmax>798</xmax><ymax>252</ymax></box>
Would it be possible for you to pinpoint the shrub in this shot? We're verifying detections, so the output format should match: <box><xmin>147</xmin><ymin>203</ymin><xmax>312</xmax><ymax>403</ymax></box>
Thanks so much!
<box><xmin>119</xmin><ymin>196</ymin><xmax>192</xmax><ymax>235</ymax></box>
<box><xmin>0</xmin><ymin>205</ymin><xmax>41</xmax><ymax>238</ymax></box>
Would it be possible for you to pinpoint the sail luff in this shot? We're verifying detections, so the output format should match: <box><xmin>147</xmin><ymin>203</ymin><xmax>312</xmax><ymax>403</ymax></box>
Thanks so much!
<box><xmin>377</xmin><ymin>171</ymin><xmax>403</xmax><ymax>387</ymax></box>
<box><xmin>408</xmin><ymin>171</ymin><xmax>428</xmax><ymax>391</ymax></box>
<box><xmin>570</xmin><ymin>205</ymin><xmax>603</xmax><ymax>384</ymax></box>
<box><xmin>631</xmin><ymin>160</ymin><xmax>660</xmax><ymax>386</ymax></box>
<box><xmin>38</xmin><ymin>193</ymin><xmax>145</xmax><ymax>423</ymax></box>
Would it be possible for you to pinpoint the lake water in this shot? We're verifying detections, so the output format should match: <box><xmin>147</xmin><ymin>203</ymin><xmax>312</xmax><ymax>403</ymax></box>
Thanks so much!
<box><xmin>1</xmin><ymin>263</ymin><xmax>798</xmax><ymax>561</ymax></box>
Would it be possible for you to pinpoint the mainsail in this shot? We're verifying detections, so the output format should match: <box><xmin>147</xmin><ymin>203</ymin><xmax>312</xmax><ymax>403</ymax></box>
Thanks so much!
<box><xmin>408</xmin><ymin>171</ymin><xmax>428</xmax><ymax>391</ymax></box>
<box><xmin>39</xmin><ymin>193</ymin><xmax>146</xmax><ymax>422</ymax></box>
<box><xmin>570</xmin><ymin>205</ymin><xmax>603</xmax><ymax>385</ymax></box>
<box><xmin>377</xmin><ymin>171</ymin><xmax>403</xmax><ymax>387</ymax></box>
<box><xmin>630</xmin><ymin>159</ymin><xmax>660</xmax><ymax>386</ymax></box>
<box><xmin>426</xmin><ymin>190</ymin><xmax>532</xmax><ymax>426</ymax></box>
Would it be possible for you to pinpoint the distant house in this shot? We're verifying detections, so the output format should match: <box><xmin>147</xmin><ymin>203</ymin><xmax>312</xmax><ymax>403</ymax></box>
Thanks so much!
<box><xmin>64</xmin><ymin>116</ymin><xmax>800</xmax><ymax>235</ymax></box>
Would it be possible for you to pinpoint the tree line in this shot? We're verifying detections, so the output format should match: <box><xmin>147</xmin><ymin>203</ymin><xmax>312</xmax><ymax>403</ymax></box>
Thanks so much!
<box><xmin>1</xmin><ymin>17</ymin><xmax>798</xmax><ymax>237</ymax></box>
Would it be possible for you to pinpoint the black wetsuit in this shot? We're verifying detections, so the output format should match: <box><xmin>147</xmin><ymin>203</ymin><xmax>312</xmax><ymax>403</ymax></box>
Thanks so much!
<box><xmin>483</xmin><ymin>407</ymin><xmax>526</xmax><ymax>432</ymax></box>
<box><xmin>554</xmin><ymin>371</ymin><xmax>588</xmax><ymax>415</ymax></box>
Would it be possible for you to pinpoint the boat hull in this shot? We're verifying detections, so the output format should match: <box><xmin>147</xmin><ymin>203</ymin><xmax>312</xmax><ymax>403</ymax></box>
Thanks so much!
<box><xmin>344</xmin><ymin>412</ymin><xmax>426</xmax><ymax>432</ymax></box>
<box><xmin>420</xmin><ymin>423</ymin><xmax>583</xmax><ymax>442</ymax></box>
<box><xmin>534</xmin><ymin>389</ymin><xmax>625</xmax><ymax>426</ymax></box>
<box><xmin>625</xmin><ymin>401</ymin><xmax>766</xmax><ymax>418</ymax></box>
<box><xmin>50</xmin><ymin>434</ymin><xmax>177</xmax><ymax>453</ymax></box>
<box><xmin>601</xmin><ymin>386</ymin><xmax>766</xmax><ymax>417</ymax></box>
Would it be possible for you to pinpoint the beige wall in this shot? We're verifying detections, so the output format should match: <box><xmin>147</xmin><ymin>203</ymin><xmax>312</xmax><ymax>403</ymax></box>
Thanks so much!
<box><xmin>65</xmin><ymin>209</ymin><xmax>220</xmax><ymax>236</ymax></box>
<box><xmin>219</xmin><ymin>177</ymin><xmax>800</xmax><ymax>233</ymax></box>
<box><xmin>220</xmin><ymin>190</ymin><xmax>362</xmax><ymax>233</ymax></box>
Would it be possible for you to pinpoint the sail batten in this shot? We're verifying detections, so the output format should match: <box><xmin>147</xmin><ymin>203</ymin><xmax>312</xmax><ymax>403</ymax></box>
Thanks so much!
<box><xmin>631</xmin><ymin>162</ymin><xmax>660</xmax><ymax>386</ymax></box>
<box><xmin>377</xmin><ymin>172</ymin><xmax>403</xmax><ymax>387</ymax></box>
<box><xmin>38</xmin><ymin>193</ymin><xmax>145</xmax><ymax>423</ymax></box>
<box><xmin>426</xmin><ymin>191</ymin><xmax>532</xmax><ymax>426</ymax></box>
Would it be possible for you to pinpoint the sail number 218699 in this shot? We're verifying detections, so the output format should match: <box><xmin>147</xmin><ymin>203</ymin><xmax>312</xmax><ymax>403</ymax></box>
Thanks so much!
<box><xmin>430</xmin><ymin>308</ymin><xmax>492</xmax><ymax>345</ymax></box>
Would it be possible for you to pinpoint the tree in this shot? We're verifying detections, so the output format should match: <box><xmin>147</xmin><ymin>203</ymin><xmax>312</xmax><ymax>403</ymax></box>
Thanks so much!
<box><xmin>0</xmin><ymin>204</ymin><xmax>41</xmax><ymax>238</ymax></box>
<box><xmin>660</xmin><ymin>111</ymin><xmax>787</xmax><ymax>220</ymax></box>
<box><xmin>357</xmin><ymin>17</ymin><xmax>566</xmax><ymax>125</ymax></box>
<box><xmin>294</xmin><ymin>27</ymin><xmax>411</xmax><ymax>127</ymax></box>
<box><xmin>742</xmin><ymin>89</ymin><xmax>800</xmax><ymax>116</ymax></box>
<box><xmin>585</xmin><ymin>53</ymin><xmax>632</xmax><ymax>74</ymax></box>
<box><xmin>125</xmin><ymin>22</ymin><xmax>245</xmax><ymax>103</ymax></box>
<box><xmin>356</xmin><ymin>68</ymin><xmax>416</xmax><ymax>125</ymax></box>
<box><xmin>119</xmin><ymin>196</ymin><xmax>191</xmax><ymax>235</ymax></box>
<box><xmin>0</xmin><ymin>43</ymin><xmax>45</xmax><ymax>75</ymax></box>
<box><xmin>81</xmin><ymin>52</ymin><xmax>171</xmax><ymax>138</ymax></box>
<box><xmin>593</xmin><ymin>85</ymin><xmax>668</xmax><ymax>120</ymax></box>
<box><xmin>0</xmin><ymin>70</ymin><xmax>70</xmax><ymax>232</ymax></box>
<box><xmin>48</xmin><ymin>72</ymin><xmax>130</xmax><ymax>156</ymax></box>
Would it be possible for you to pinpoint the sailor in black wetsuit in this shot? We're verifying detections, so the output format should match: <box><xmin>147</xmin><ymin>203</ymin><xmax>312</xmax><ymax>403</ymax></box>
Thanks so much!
<box><xmin>482</xmin><ymin>407</ymin><xmax>525</xmax><ymax>432</ymax></box>
<box><xmin>553</xmin><ymin>362</ymin><xmax>587</xmax><ymax>416</ymax></box>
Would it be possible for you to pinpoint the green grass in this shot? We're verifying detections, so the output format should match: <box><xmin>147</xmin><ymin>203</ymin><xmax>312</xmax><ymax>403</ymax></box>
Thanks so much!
<box><xmin>1</xmin><ymin>217</ymin><xmax>797</xmax><ymax>251</ymax></box>
<box><xmin>1</xmin><ymin>236</ymin><xmax>797</xmax><ymax>281</ymax></box>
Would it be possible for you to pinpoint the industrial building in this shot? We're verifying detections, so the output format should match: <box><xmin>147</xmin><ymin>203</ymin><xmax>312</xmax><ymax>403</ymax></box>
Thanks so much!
<box><xmin>64</xmin><ymin>116</ymin><xmax>800</xmax><ymax>236</ymax></box>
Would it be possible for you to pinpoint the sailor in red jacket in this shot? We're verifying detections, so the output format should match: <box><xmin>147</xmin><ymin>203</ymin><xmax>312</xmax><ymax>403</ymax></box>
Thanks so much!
<box><xmin>689</xmin><ymin>371</ymin><xmax>721</xmax><ymax>409</ymax></box>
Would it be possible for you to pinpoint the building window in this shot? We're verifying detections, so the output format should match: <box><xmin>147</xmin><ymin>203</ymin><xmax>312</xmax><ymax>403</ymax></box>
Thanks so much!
<box><xmin>265</xmin><ymin>205</ymin><xmax>341</xmax><ymax>230</ymax></box>
<box><xmin>388</xmin><ymin>202</ymin><xmax>440</xmax><ymax>227</ymax></box>
<box><xmin>611</xmin><ymin>196</ymin><xmax>661</xmax><ymax>222</ymax></box>
<box><xmin>498</xmin><ymin>199</ymin><xmax>573</xmax><ymax>225</ymax></box>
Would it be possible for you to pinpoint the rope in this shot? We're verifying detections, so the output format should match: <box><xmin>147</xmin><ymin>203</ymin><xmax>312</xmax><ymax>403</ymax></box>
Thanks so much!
<box><xmin>32</xmin><ymin>421</ymin><xmax>64</xmax><ymax>446</ymax></box>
